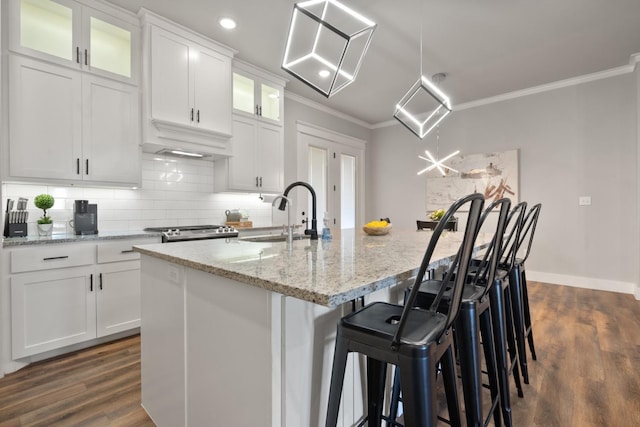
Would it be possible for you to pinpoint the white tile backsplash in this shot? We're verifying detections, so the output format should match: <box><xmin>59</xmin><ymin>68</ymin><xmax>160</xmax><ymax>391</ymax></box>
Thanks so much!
<box><xmin>3</xmin><ymin>153</ymin><xmax>276</xmax><ymax>235</ymax></box>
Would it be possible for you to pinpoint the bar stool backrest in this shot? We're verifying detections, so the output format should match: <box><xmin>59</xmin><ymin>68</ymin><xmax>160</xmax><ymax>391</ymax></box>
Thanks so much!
<box><xmin>500</xmin><ymin>201</ymin><xmax>528</xmax><ymax>270</ymax></box>
<box><xmin>516</xmin><ymin>203</ymin><xmax>542</xmax><ymax>263</ymax></box>
<box><xmin>469</xmin><ymin>198</ymin><xmax>512</xmax><ymax>300</ymax></box>
<box><xmin>392</xmin><ymin>193</ymin><xmax>485</xmax><ymax>349</ymax></box>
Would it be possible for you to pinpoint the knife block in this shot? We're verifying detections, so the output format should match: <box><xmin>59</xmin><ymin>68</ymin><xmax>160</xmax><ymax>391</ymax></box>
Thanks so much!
<box><xmin>3</xmin><ymin>216</ymin><xmax>28</xmax><ymax>238</ymax></box>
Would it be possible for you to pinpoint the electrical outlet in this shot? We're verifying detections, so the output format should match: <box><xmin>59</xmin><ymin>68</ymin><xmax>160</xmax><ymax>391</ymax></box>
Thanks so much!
<box><xmin>579</xmin><ymin>196</ymin><xmax>591</xmax><ymax>206</ymax></box>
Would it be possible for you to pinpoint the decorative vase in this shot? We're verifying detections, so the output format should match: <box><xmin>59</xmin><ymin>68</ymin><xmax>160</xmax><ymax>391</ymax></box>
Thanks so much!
<box><xmin>37</xmin><ymin>223</ymin><xmax>53</xmax><ymax>237</ymax></box>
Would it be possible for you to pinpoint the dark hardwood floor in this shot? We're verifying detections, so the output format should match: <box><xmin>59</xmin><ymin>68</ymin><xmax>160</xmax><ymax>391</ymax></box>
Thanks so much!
<box><xmin>0</xmin><ymin>281</ymin><xmax>639</xmax><ymax>426</ymax></box>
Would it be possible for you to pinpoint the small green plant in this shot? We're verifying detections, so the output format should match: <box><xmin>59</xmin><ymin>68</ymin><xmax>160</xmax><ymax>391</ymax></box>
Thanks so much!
<box><xmin>429</xmin><ymin>209</ymin><xmax>445</xmax><ymax>221</ymax></box>
<box><xmin>34</xmin><ymin>194</ymin><xmax>55</xmax><ymax>224</ymax></box>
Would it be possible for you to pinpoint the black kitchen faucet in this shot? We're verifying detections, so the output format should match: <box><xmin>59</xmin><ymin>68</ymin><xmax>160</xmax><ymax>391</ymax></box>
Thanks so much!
<box><xmin>279</xmin><ymin>181</ymin><xmax>318</xmax><ymax>240</ymax></box>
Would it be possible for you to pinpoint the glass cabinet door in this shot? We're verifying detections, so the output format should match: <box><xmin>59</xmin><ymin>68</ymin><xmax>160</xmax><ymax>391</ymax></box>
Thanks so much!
<box><xmin>88</xmin><ymin>15</ymin><xmax>132</xmax><ymax>79</ymax></box>
<box><xmin>89</xmin><ymin>16</ymin><xmax>131</xmax><ymax>77</ymax></box>
<box><xmin>260</xmin><ymin>83</ymin><xmax>281</xmax><ymax>121</ymax></box>
<box><xmin>233</xmin><ymin>72</ymin><xmax>255</xmax><ymax>115</ymax></box>
<box><xmin>18</xmin><ymin>0</ymin><xmax>78</xmax><ymax>62</ymax></box>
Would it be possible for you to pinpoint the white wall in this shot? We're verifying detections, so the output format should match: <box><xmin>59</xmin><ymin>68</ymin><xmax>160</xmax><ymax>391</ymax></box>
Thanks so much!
<box><xmin>368</xmin><ymin>72</ymin><xmax>639</xmax><ymax>294</ymax></box>
<box><xmin>2</xmin><ymin>153</ymin><xmax>275</xmax><ymax>235</ymax></box>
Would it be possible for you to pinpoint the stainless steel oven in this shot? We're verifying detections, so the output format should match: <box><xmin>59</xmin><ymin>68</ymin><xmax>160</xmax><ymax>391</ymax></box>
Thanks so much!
<box><xmin>144</xmin><ymin>225</ymin><xmax>239</xmax><ymax>243</ymax></box>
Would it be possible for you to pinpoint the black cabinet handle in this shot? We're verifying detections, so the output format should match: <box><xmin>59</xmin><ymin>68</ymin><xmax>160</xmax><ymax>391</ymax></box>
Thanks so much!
<box><xmin>77</xmin><ymin>158</ymin><xmax>80</xmax><ymax>175</ymax></box>
<box><xmin>76</xmin><ymin>47</ymin><xmax>81</xmax><ymax>63</ymax></box>
<box><xmin>90</xmin><ymin>274</ymin><xmax>93</xmax><ymax>292</ymax></box>
<box><xmin>190</xmin><ymin>108</ymin><xmax>194</xmax><ymax>122</ymax></box>
<box><xmin>43</xmin><ymin>256</ymin><xmax>69</xmax><ymax>261</ymax></box>
<box><xmin>121</xmin><ymin>249</ymin><xmax>135</xmax><ymax>254</ymax></box>
<box><xmin>197</xmin><ymin>110</ymin><xmax>200</xmax><ymax>123</ymax></box>
<box><xmin>255</xmin><ymin>104</ymin><xmax>259</xmax><ymax>115</ymax></box>
<box><xmin>84</xmin><ymin>49</ymin><xmax>88</xmax><ymax>66</ymax></box>
<box><xmin>259</xmin><ymin>177</ymin><xmax>262</xmax><ymax>187</ymax></box>
<box><xmin>99</xmin><ymin>273</ymin><xmax>103</xmax><ymax>290</ymax></box>
<box><xmin>85</xmin><ymin>159</ymin><xmax>89</xmax><ymax>175</ymax></box>
<box><xmin>258</xmin><ymin>105</ymin><xmax>262</xmax><ymax>116</ymax></box>
<box><xmin>255</xmin><ymin>176</ymin><xmax>259</xmax><ymax>187</ymax></box>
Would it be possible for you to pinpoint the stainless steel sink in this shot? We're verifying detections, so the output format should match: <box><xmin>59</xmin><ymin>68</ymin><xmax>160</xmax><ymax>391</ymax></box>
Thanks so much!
<box><xmin>239</xmin><ymin>234</ymin><xmax>309</xmax><ymax>243</ymax></box>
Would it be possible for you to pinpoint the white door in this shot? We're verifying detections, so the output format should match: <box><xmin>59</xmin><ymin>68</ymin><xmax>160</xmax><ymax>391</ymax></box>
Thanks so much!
<box><xmin>300</xmin><ymin>126</ymin><xmax>365</xmax><ymax>230</ymax></box>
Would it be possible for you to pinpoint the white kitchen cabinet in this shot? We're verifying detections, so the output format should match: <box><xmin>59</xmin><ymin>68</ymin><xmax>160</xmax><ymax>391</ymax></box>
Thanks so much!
<box><xmin>96</xmin><ymin>260</ymin><xmax>140</xmax><ymax>337</ymax></box>
<box><xmin>7</xmin><ymin>237</ymin><xmax>155</xmax><ymax>360</ymax></box>
<box><xmin>140</xmin><ymin>10</ymin><xmax>235</xmax><ymax>155</ymax></box>
<box><xmin>8</xmin><ymin>55</ymin><xmax>140</xmax><ymax>185</ymax></box>
<box><xmin>11</xmin><ymin>267</ymin><xmax>97</xmax><ymax>359</ymax></box>
<box><xmin>233</xmin><ymin>59</ymin><xmax>285</xmax><ymax>125</ymax></box>
<box><xmin>95</xmin><ymin>239</ymin><xmax>145</xmax><ymax>338</ymax></box>
<box><xmin>214</xmin><ymin>114</ymin><xmax>284</xmax><ymax>193</ymax></box>
<box><xmin>8</xmin><ymin>0</ymin><xmax>139</xmax><ymax>84</ymax></box>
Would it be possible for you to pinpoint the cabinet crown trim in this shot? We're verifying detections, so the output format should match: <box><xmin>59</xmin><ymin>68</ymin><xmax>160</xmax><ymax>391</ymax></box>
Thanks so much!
<box><xmin>139</xmin><ymin>8</ymin><xmax>237</xmax><ymax>58</ymax></box>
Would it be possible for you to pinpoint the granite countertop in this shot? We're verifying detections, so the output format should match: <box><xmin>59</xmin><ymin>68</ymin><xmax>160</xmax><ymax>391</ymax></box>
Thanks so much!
<box><xmin>2</xmin><ymin>230</ymin><xmax>161</xmax><ymax>247</ymax></box>
<box><xmin>134</xmin><ymin>229</ymin><xmax>490</xmax><ymax>307</ymax></box>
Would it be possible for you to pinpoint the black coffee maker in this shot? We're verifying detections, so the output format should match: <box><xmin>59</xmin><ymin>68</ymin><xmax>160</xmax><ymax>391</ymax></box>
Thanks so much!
<box><xmin>73</xmin><ymin>200</ymin><xmax>98</xmax><ymax>235</ymax></box>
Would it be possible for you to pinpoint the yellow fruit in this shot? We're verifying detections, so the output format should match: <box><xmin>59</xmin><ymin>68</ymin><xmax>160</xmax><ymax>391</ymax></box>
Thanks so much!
<box><xmin>366</xmin><ymin>220</ymin><xmax>389</xmax><ymax>228</ymax></box>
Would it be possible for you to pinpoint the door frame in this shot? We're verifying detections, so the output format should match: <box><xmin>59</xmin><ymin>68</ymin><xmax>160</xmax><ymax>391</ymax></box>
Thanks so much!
<box><xmin>296</xmin><ymin>121</ymin><xmax>366</xmax><ymax>230</ymax></box>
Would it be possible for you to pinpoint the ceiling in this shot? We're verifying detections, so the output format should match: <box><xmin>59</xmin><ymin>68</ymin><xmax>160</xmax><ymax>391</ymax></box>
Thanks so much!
<box><xmin>107</xmin><ymin>0</ymin><xmax>640</xmax><ymax>126</ymax></box>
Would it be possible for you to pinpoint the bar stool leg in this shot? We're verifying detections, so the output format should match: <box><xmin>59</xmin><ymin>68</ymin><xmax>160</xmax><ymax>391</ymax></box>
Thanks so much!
<box><xmin>503</xmin><ymin>284</ymin><xmax>524</xmax><ymax>397</ymax></box>
<box><xmin>441</xmin><ymin>345</ymin><xmax>463</xmax><ymax>427</ymax></box>
<box><xmin>366</xmin><ymin>357</ymin><xmax>387</xmax><ymax>426</ymax></box>
<box><xmin>509</xmin><ymin>266</ymin><xmax>529</xmax><ymax>384</ymax></box>
<box><xmin>326</xmin><ymin>331</ymin><xmax>349</xmax><ymax>427</ymax></box>
<box><xmin>521</xmin><ymin>269</ymin><xmax>537</xmax><ymax>360</ymax></box>
<box><xmin>387</xmin><ymin>366</ymin><xmax>402</xmax><ymax>426</ymax></box>
<box><xmin>479</xmin><ymin>306</ymin><xmax>502</xmax><ymax>427</ymax></box>
<box><xmin>455</xmin><ymin>306</ymin><xmax>483</xmax><ymax>427</ymax></box>
<box><xmin>489</xmin><ymin>281</ymin><xmax>514</xmax><ymax>426</ymax></box>
<box><xmin>399</xmin><ymin>354</ymin><xmax>438</xmax><ymax>427</ymax></box>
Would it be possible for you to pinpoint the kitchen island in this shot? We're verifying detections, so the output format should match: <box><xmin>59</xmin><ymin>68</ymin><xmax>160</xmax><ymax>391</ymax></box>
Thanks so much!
<box><xmin>134</xmin><ymin>228</ymin><xmax>482</xmax><ymax>427</ymax></box>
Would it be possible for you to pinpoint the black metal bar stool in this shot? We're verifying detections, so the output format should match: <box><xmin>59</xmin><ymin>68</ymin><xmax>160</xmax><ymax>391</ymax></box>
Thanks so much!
<box><xmin>412</xmin><ymin>198</ymin><xmax>511</xmax><ymax>427</ymax></box>
<box><xmin>507</xmin><ymin>203</ymin><xmax>542</xmax><ymax>381</ymax></box>
<box><xmin>325</xmin><ymin>193</ymin><xmax>485</xmax><ymax>427</ymax></box>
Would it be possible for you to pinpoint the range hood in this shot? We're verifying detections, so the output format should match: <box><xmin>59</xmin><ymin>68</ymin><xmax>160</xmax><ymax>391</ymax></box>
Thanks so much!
<box><xmin>142</xmin><ymin>119</ymin><xmax>233</xmax><ymax>161</ymax></box>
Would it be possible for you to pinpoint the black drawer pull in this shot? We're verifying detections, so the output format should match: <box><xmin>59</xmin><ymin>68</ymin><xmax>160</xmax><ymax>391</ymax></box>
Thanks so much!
<box><xmin>43</xmin><ymin>256</ymin><xmax>69</xmax><ymax>261</ymax></box>
<box><xmin>120</xmin><ymin>249</ymin><xmax>135</xmax><ymax>254</ymax></box>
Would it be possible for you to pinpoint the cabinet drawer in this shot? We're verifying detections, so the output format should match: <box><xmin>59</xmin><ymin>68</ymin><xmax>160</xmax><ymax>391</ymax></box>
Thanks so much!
<box><xmin>97</xmin><ymin>238</ymin><xmax>158</xmax><ymax>264</ymax></box>
<box><xmin>11</xmin><ymin>245</ymin><xmax>96</xmax><ymax>273</ymax></box>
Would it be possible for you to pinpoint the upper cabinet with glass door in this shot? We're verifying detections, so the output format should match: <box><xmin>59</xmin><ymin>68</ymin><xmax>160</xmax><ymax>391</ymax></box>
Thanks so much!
<box><xmin>8</xmin><ymin>0</ymin><xmax>139</xmax><ymax>84</ymax></box>
<box><xmin>233</xmin><ymin>59</ymin><xmax>287</xmax><ymax>125</ymax></box>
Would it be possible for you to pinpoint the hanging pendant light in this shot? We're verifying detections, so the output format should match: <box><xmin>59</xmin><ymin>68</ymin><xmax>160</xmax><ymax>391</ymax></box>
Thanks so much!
<box><xmin>394</xmin><ymin>1</ymin><xmax>452</xmax><ymax>138</ymax></box>
<box><xmin>417</xmin><ymin>75</ymin><xmax>459</xmax><ymax>177</ymax></box>
<box><xmin>282</xmin><ymin>0</ymin><xmax>377</xmax><ymax>97</ymax></box>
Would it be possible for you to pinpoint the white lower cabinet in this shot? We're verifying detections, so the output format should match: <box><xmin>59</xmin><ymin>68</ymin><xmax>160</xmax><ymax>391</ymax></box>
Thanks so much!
<box><xmin>96</xmin><ymin>260</ymin><xmax>140</xmax><ymax>338</ymax></box>
<box><xmin>11</xmin><ymin>266</ymin><xmax>96</xmax><ymax>359</ymax></box>
<box><xmin>8</xmin><ymin>238</ymin><xmax>154</xmax><ymax>360</ymax></box>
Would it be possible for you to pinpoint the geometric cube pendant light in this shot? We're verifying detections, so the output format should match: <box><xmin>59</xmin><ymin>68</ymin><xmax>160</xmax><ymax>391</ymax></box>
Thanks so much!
<box><xmin>394</xmin><ymin>74</ymin><xmax>452</xmax><ymax>139</ymax></box>
<box><xmin>282</xmin><ymin>0</ymin><xmax>377</xmax><ymax>97</ymax></box>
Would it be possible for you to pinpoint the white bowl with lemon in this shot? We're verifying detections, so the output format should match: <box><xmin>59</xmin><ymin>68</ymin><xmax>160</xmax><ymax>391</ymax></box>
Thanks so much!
<box><xmin>363</xmin><ymin>219</ymin><xmax>392</xmax><ymax>235</ymax></box>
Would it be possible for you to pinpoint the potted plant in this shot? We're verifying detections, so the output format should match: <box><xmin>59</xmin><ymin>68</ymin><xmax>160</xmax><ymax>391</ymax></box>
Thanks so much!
<box><xmin>34</xmin><ymin>194</ymin><xmax>55</xmax><ymax>236</ymax></box>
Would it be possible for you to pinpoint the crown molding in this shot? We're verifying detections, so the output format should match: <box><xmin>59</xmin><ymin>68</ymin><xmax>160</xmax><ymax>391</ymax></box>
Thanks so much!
<box><xmin>372</xmin><ymin>57</ymin><xmax>638</xmax><ymax>129</ymax></box>
<box><xmin>284</xmin><ymin>91</ymin><xmax>374</xmax><ymax>129</ymax></box>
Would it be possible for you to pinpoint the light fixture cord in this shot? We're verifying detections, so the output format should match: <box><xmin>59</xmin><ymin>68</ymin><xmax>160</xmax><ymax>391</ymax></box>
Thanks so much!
<box><xmin>419</xmin><ymin>0</ymin><xmax>423</xmax><ymax>77</ymax></box>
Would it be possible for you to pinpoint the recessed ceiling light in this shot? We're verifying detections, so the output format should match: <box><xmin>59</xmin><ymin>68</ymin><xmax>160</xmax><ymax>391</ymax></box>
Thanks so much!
<box><xmin>219</xmin><ymin>17</ymin><xmax>236</xmax><ymax>30</ymax></box>
<box><xmin>318</xmin><ymin>69</ymin><xmax>330</xmax><ymax>78</ymax></box>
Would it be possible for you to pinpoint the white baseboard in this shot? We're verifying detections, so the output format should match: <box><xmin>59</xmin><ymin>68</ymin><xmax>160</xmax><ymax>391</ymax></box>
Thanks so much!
<box><xmin>528</xmin><ymin>270</ymin><xmax>639</xmax><ymax>300</ymax></box>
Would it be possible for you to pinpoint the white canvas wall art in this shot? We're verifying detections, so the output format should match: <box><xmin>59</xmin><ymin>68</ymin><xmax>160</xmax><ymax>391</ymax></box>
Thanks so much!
<box><xmin>426</xmin><ymin>149</ymin><xmax>519</xmax><ymax>211</ymax></box>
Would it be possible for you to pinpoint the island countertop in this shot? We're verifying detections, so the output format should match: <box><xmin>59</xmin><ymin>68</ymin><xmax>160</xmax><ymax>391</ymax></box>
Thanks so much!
<box><xmin>134</xmin><ymin>228</ymin><xmax>486</xmax><ymax>307</ymax></box>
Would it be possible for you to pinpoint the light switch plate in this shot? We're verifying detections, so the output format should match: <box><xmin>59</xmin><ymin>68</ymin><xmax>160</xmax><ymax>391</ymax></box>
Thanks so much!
<box><xmin>579</xmin><ymin>196</ymin><xmax>591</xmax><ymax>206</ymax></box>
